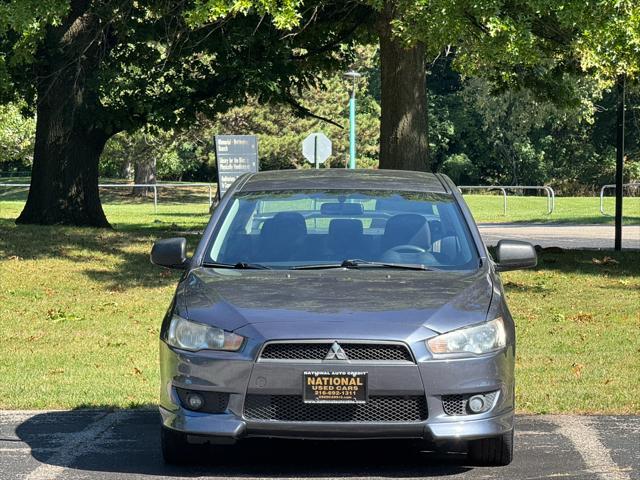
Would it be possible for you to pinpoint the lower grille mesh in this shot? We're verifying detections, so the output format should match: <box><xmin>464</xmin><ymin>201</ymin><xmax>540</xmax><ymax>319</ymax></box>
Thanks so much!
<box><xmin>244</xmin><ymin>395</ymin><xmax>428</xmax><ymax>422</ymax></box>
<box><xmin>442</xmin><ymin>394</ymin><xmax>467</xmax><ymax>416</ymax></box>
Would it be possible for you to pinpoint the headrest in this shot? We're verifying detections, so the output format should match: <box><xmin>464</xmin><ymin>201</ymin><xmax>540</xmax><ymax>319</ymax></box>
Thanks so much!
<box><xmin>329</xmin><ymin>218</ymin><xmax>363</xmax><ymax>237</ymax></box>
<box><xmin>382</xmin><ymin>213</ymin><xmax>431</xmax><ymax>250</ymax></box>
<box><xmin>261</xmin><ymin>212</ymin><xmax>307</xmax><ymax>239</ymax></box>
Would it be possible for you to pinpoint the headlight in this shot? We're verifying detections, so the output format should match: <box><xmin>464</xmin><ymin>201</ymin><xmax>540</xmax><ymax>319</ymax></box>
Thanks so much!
<box><xmin>166</xmin><ymin>315</ymin><xmax>244</xmax><ymax>352</ymax></box>
<box><xmin>426</xmin><ymin>318</ymin><xmax>506</xmax><ymax>355</ymax></box>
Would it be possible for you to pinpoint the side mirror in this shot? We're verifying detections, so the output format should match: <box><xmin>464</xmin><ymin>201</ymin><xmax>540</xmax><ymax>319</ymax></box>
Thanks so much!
<box><xmin>494</xmin><ymin>240</ymin><xmax>537</xmax><ymax>272</ymax></box>
<box><xmin>151</xmin><ymin>237</ymin><xmax>188</xmax><ymax>269</ymax></box>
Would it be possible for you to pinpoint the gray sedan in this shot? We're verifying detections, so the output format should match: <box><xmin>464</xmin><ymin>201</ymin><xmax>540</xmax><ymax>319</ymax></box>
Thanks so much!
<box><xmin>151</xmin><ymin>169</ymin><xmax>537</xmax><ymax>466</ymax></box>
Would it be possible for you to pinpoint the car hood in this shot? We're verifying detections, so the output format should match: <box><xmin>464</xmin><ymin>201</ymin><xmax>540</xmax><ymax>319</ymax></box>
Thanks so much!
<box><xmin>176</xmin><ymin>267</ymin><xmax>493</xmax><ymax>335</ymax></box>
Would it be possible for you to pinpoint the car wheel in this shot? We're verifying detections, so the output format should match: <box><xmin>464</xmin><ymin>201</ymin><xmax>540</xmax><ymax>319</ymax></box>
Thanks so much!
<box><xmin>468</xmin><ymin>429</ymin><xmax>514</xmax><ymax>466</ymax></box>
<box><xmin>161</xmin><ymin>426</ymin><xmax>193</xmax><ymax>465</ymax></box>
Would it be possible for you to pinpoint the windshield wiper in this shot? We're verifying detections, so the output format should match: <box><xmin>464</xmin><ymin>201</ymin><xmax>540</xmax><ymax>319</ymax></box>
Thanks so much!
<box><xmin>291</xmin><ymin>259</ymin><xmax>435</xmax><ymax>271</ymax></box>
<box><xmin>202</xmin><ymin>261</ymin><xmax>271</xmax><ymax>270</ymax></box>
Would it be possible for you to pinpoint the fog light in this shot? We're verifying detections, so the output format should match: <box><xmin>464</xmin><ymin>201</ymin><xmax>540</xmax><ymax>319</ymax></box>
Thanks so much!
<box><xmin>468</xmin><ymin>395</ymin><xmax>485</xmax><ymax>413</ymax></box>
<box><xmin>186</xmin><ymin>393</ymin><xmax>204</xmax><ymax>411</ymax></box>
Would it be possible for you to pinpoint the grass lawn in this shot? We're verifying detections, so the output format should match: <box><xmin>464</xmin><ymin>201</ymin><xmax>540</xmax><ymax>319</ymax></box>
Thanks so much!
<box><xmin>1</xmin><ymin>179</ymin><xmax>639</xmax><ymax>225</ymax></box>
<box><xmin>465</xmin><ymin>194</ymin><xmax>640</xmax><ymax>224</ymax></box>
<box><xmin>0</xmin><ymin>199</ymin><xmax>639</xmax><ymax>413</ymax></box>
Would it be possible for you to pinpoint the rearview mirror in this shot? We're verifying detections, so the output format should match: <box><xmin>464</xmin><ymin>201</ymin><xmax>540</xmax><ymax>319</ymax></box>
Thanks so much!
<box><xmin>494</xmin><ymin>240</ymin><xmax>537</xmax><ymax>272</ymax></box>
<box><xmin>320</xmin><ymin>202</ymin><xmax>364</xmax><ymax>216</ymax></box>
<box><xmin>151</xmin><ymin>237</ymin><xmax>188</xmax><ymax>269</ymax></box>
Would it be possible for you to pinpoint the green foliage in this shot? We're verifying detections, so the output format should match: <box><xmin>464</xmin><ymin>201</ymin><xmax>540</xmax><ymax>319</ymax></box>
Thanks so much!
<box><xmin>101</xmin><ymin>129</ymin><xmax>214</xmax><ymax>181</ymax></box>
<box><xmin>0</xmin><ymin>102</ymin><xmax>35</xmax><ymax>170</ymax></box>
<box><xmin>427</xmin><ymin>58</ymin><xmax>640</xmax><ymax>192</ymax></box>
<box><xmin>0</xmin><ymin>0</ymin><xmax>371</xmax><ymax>136</ymax></box>
<box><xmin>396</xmin><ymin>0</ymin><xmax>639</xmax><ymax>90</ymax></box>
<box><xmin>186</xmin><ymin>0</ymin><xmax>303</xmax><ymax>29</ymax></box>
<box><xmin>441</xmin><ymin>154</ymin><xmax>478</xmax><ymax>185</ymax></box>
<box><xmin>0</xmin><ymin>0</ymin><xmax>69</xmax><ymax>100</ymax></box>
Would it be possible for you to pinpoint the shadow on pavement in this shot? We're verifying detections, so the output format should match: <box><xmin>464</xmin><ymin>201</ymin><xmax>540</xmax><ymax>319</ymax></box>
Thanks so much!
<box><xmin>16</xmin><ymin>409</ymin><xmax>472</xmax><ymax>478</ymax></box>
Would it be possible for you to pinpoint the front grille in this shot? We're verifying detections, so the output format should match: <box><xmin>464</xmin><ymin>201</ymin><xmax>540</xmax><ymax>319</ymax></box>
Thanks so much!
<box><xmin>260</xmin><ymin>342</ymin><xmax>413</xmax><ymax>362</ymax></box>
<box><xmin>261</xmin><ymin>343</ymin><xmax>329</xmax><ymax>360</ymax></box>
<box><xmin>244</xmin><ymin>395</ymin><xmax>427</xmax><ymax>422</ymax></box>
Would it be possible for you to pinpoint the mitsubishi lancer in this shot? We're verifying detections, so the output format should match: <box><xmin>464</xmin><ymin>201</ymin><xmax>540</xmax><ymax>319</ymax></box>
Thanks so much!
<box><xmin>151</xmin><ymin>169</ymin><xmax>537</xmax><ymax>466</ymax></box>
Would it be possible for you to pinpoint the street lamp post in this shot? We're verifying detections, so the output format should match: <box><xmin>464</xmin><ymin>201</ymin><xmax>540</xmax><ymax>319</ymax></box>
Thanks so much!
<box><xmin>344</xmin><ymin>70</ymin><xmax>361</xmax><ymax>169</ymax></box>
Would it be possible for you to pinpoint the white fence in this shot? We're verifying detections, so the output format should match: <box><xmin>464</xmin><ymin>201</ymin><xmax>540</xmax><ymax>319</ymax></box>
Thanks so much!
<box><xmin>459</xmin><ymin>185</ymin><xmax>556</xmax><ymax>215</ymax></box>
<box><xmin>0</xmin><ymin>182</ymin><xmax>215</xmax><ymax>214</ymax></box>
<box><xmin>599</xmin><ymin>183</ymin><xmax>640</xmax><ymax>216</ymax></box>
<box><xmin>3</xmin><ymin>181</ymin><xmax>639</xmax><ymax>219</ymax></box>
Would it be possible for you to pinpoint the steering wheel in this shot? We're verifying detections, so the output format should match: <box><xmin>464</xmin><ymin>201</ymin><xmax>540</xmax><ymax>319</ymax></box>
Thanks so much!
<box><xmin>386</xmin><ymin>244</ymin><xmax>427</xmax><ymax>255</ymax></box>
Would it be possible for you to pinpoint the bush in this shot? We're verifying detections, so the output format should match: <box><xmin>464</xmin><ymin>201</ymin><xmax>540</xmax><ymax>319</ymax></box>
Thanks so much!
<box><xmin>440</xmin><ymin>154</ymin><xmax>479</xmax><ymax>184</ymax></box>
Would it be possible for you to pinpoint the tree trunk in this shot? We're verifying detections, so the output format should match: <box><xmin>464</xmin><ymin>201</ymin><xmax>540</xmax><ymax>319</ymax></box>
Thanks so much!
<box><xmin>17</xmin><ymin>116</ymin><xmax>110</xmax><ymax>227</ymax></box>
<box><xmin>121</xmin><ymin>157</ymin><xmax>134</xmax><ymax>180</ymax></box>
<box><xmin>16</xmin><ymin>2</ymin><xmax>112</xmax><ymax>227</ymax></box>
<box><xmin>133</xmin><ymin>157</ymin><xmax>157</xmax><ymax>197</ymax></box>
<box><xmin>377</xmin><ymin>2</ymin><xmax>429</xmax><ymax>171</ymax></box>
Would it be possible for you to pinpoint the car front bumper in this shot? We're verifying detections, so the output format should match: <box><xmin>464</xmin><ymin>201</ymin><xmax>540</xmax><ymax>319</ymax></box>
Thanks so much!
<box><xmin>159</xmin><ymin>340</ymin><xmax>515</xmax><ymax>443</ymax></box>
<box><xmin>160</xmin><ymin>407</ymin><xmax>514</xmax><ymax>443</ymax></box>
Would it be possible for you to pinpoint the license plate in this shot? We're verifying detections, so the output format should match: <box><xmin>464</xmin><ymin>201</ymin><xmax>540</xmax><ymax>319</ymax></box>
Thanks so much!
<box><xmin>303</xmin><ymin>371</ymin><xmax>368</xmax><ymax>404</ymax></box>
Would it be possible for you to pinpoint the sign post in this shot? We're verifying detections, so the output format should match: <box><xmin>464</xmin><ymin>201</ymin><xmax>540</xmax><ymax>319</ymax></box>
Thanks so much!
<box><xmin>302</xmin><ymin>133</ymin><xmax>332</xmax><ymax>168</ymax></box>
<box><xmin>214</xmin><ymin>135</ymin><xmax>258</xmax><ymax>199</ymax></box>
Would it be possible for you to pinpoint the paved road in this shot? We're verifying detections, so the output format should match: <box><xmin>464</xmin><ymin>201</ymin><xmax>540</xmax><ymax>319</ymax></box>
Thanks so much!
<box><xmin>0</xmin><ymin>410</ymin><xmax>637</xmax><ymax>480</ymax></box>
<box><xmin>479</xmin><ymin>223</ymin><xmax>640</xmax><ymax>249</ymax></box>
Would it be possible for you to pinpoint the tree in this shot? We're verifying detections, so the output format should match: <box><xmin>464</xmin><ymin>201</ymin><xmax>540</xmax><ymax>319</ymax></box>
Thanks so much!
<box><xmin>378</xmin><ymin>0</ymin><xmax>639</xmax><ymax>173</ymax></box>
<box><xmin>0</xmin><ymin>0</ymin><xmax>371</xmax><ymax>226</ymax></box>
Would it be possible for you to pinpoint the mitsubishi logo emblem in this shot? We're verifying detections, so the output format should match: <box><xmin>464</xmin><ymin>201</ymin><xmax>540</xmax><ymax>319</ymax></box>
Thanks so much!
<box><xmin>325</xmin><ymin>342</ymin><xmax>348</xmax><ymax>361</ymax></box>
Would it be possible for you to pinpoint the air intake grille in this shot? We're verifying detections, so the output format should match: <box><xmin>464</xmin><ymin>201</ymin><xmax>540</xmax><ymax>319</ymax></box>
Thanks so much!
<box><xmin>244</xmin><ymin>395</ymin><xmax>427</xmax><ymax>422</ymax></box>
<box><xmin>442</xmin><ymin>391</ymin><xmax>498</xmax><ymax>416</ymax></box>
<box><xmin>175</xmin><ymin>388</ymin><xmax>229</xmax><ymax>414</ymax></box>
<box><xmin>442</xmin><ymin>394</ymin><xmax>467</xmax><ymax>416</ymax></box>
<box><xmin>260</xmin><ymin>342</ymin><xmax>413</xmax><ymax>362</ymax></box>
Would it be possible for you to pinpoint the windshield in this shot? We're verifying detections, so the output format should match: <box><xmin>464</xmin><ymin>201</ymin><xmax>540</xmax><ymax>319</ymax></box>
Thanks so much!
<box><xmin>206</xmin><ymin>190</ymin><xmax>479</xmax><ymax>270</ymax></box>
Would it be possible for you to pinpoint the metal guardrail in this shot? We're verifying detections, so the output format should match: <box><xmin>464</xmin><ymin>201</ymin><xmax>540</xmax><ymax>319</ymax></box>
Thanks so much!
<box><xmin>458</xmin><ymin>185</ymin><xmax>555</xmax><ymax>215</ymax></box>
<box><xmin>599</xmin><ymin>183</ymin><xmax>640</xmax><ymax>216</ymax></box>
<box><xmin>0</xmin><ymin>182</ymin><xmax>215</xmax><ymax>214</ymax></box>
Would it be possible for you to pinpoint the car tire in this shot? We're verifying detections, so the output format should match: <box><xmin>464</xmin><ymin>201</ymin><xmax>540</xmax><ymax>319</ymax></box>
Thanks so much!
<box><xmin>160</xmin><ymin>426</ymin><xmax>193</xmax><ymax>465</ymax></box>
<box><xmin>468</xmin><ymin>429</ymin><xmax>514</xmax><ymax>466</ymax></box>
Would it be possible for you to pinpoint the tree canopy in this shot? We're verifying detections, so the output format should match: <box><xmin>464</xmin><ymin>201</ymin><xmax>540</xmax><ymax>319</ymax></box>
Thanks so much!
<box><xmin>1</xmin><ymin>0</ymin><xmax>638</xmax><ymax>226</ymax></box>
<box><xmin>0</xmin><ymin>0</ymin><xmax>372</xmax><ymax>226</ymax></box>
<box><xmin>394</xmin><ymin>0</ymin><xmax>639</xmax><ymax>79</ymax></box>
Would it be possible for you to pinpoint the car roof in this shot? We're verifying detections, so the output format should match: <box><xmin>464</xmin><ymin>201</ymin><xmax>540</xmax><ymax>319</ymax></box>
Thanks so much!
<box><xmin>238</xmin><ymin>169</ymin><xmax>449</xmax><ymax>194</ymax></box>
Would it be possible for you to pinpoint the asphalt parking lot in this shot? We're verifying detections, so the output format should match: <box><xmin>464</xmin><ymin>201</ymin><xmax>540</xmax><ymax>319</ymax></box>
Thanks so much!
<box><xmin>0</xmin><ymin>410</ymin><xmax>637</xmax><ymax>480</ymax></box>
